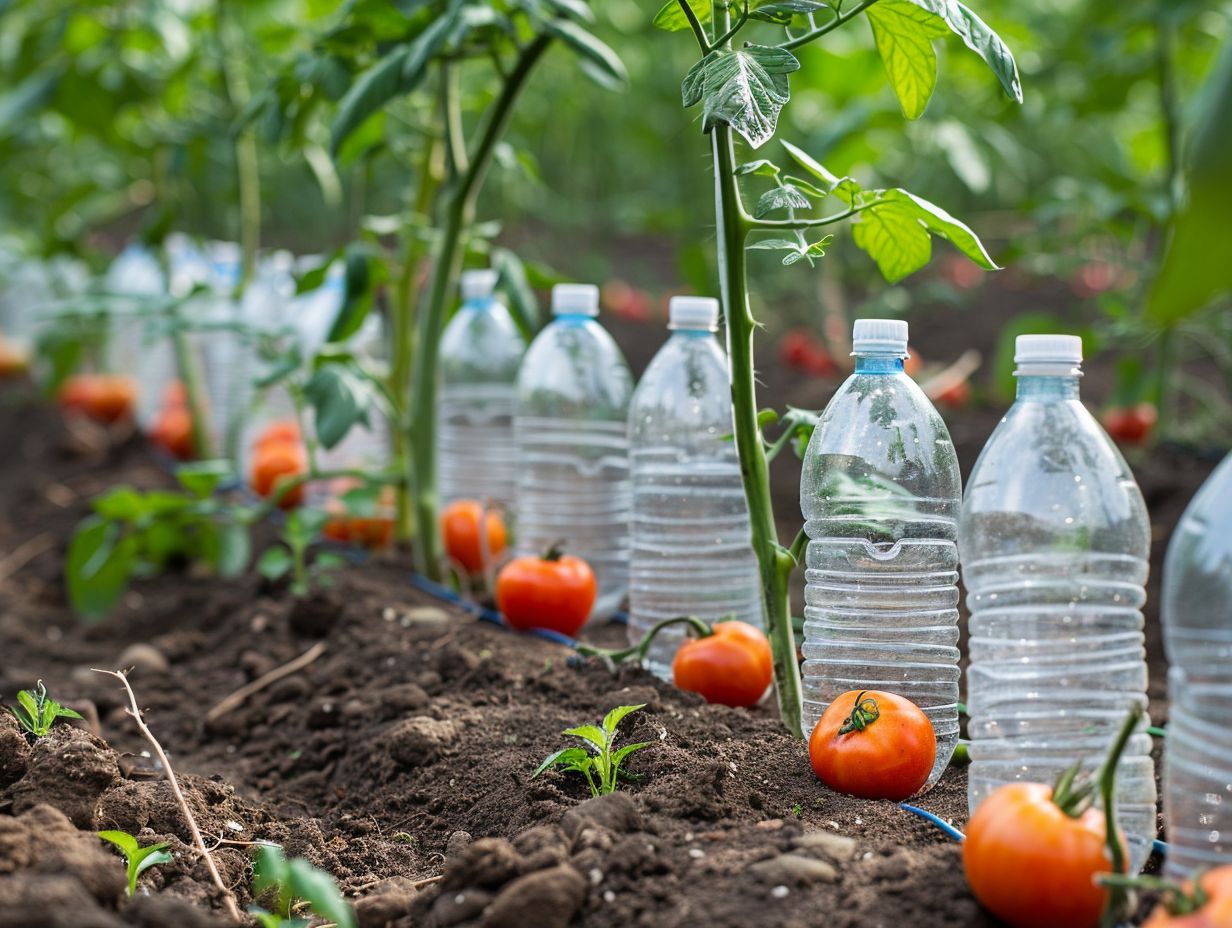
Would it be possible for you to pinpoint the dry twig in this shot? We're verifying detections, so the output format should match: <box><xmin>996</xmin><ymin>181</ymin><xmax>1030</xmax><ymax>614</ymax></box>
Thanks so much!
<box><xmin>205</xmin><ymin>641</ymin><xmax>327</xmax><ymax>723</ymax></box>
<box><xmin>0</xmin><ymin>532</ymin><xmax>55</xmax><ymax>584</ymax></box>
<box><xmin>93</xmin><ymin>668</ymin><xmax>243</xmax><ymax>922</ymax></box>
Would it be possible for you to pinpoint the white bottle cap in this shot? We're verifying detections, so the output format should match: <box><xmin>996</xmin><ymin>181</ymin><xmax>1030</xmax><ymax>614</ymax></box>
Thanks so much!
<box><xmin>668</xmin><ymin>296</ymin><xmax>719</xmax><ymax>331</ymax></box>
<box><xmin>852</xmin><ymin>318</ymin><xmax>909</xmax><ymax>357</ymax></box>
<box><xmin>460</xmin><ymin>269</ymin><xmax>498</xmax><ymax>302</ymax></box>
<box><xmin>1014</xmin><ymin>334</ymin><xmax>1083</xmax><ymax>376</ymax></box>
<box><xmin>552</xmin><ymin>283</ymin><xmax>600</xmax><ymax>317</ymax></box>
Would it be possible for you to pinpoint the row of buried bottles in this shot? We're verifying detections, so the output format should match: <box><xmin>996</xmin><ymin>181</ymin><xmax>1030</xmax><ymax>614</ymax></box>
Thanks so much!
<box><xmin>444</xmin><ymin>273</ymin><xmax>1232</xmax><ymax>882</ymax></box>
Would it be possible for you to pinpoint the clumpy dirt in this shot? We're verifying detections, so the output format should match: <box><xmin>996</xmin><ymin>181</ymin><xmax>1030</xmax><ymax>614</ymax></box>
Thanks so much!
<box><xmin>0</xmin><ymin>294</ymin><xmax>1221</xmax><ymax>928</ymax></box>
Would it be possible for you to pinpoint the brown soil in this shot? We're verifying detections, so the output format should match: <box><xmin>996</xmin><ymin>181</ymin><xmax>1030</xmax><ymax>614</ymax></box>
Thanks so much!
<box><xmin>0</xmin><ymin>295</ymin><xmax>1221</xmax><ymax>927</ymax></box>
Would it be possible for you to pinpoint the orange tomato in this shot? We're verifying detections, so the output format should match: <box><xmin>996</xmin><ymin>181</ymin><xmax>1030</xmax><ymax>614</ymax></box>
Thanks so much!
<box><xmin>161</xmin><ymin>380</ymin><xmax>188</xmax><ymax>409</ymax></box>
<box><xmin>348</xmin><ymin>515</ymin><xmax>394</xmax><ymax>549</ymax></box>
<box><xmin>808</xmin><ymin>690</ymin><xmax>935</xmax><ymax>801</ymax></box>
<box><xmin>250</xmin><ymin>441</ymin><xmax>307</xmax><ymax>508</ymax></box>
<box><xmin>441</xmin><ymin>500</ymin><xmax>507</xmax><ymax>574</ymax></box>
<box><xmin>1144</xmin><ymin>867</ymin><xmax>1232</xmax><ymax>928</ymax></box>
<box><xmin>254</xmin><ymin>419</ymin><xmax>302</xmax><ymax>451</ymax></box>
<box><xmin>58</xmin><ymin>374</ymin><xmax>136</xmax><ymax>423</ymax></box>
<box><xmin>496</xmin><ymin>548</ymin><xmax>595</xmax><ymax>637</ymax></box>
<box><xmin>672</xmin><ymin>621</ymin><xmax>773</xmax><ymax>708</ymax></box>
<box><xmin>964</xmin><ymin>782</ymin><xmax>1119</xmax><ymax>928</ymax></box>
<box><xmin>149</xmin><ymin>406</ymin><xmax>195</xmax><ymax>460</ymax></box>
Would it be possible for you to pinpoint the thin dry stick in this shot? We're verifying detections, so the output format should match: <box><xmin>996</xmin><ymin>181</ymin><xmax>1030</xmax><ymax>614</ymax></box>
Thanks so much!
<box><xmin>0</xmin><ymin>532</ymin><xmax>55</xmax><ymax>584</ymax></box>
<box><xmin>205</xmin><ymin>641</ymin><xmax>327</xmax><ymax>723</ymax></box>
<box><xmin>94</xmin><ymin>669</ymin><xmax>243</xmax><ymax>923</ymax></box>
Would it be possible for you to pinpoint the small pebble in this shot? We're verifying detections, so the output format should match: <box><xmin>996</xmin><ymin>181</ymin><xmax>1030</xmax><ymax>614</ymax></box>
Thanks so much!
<box><xmin>117</xmin><ymin>643</ymin><xmax>169</xmax><ymax>675</ymax></box>
<box><xmin>771</xmin><ymin>886</ymin><xmax>790</xmax><ymax>899</ymax></box>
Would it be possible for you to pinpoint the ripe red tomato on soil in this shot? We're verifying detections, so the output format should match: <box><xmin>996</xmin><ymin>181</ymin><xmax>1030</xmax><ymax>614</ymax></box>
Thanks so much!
<box><xmin>441</xmin><ymin>500</ymin><xmax>507</xmax><ymax>574</ymax></box>
<box><xmin>672</xmin><ymin>620</ymin><xmax>773</xmax><ymax>708</ymax></box>
<box><xmin>963</xmin><ymin>781</ymin><xmax>1119</xmax><ymax>928</ymax></box>
<box><xmin>58</xmin><ymin>374</ymin><xmax>136</xmax><ymax>424</ymax></box>
<box><xmin>808</xmin><ymin>690</ymin><xmax>935</xmax><ymax>801</ymax></box>
<box><xmin>249</xmin><ymin>440</ymin><xmax>307</xmax><ymax>508</ymax></box>
<box><xmin>1103</xmin><ymin>403</ymin><xmax>1157</xmax><ymax>446</ymax></box>
<box><xmin>1143</xmin><ymin>866</ymin><xmax>1232</xmax><ymax>927</ymax></box>
<box><xmin>496</xmin><ymin>547</ymin><xmax>595</xmax><ymax>638</ymax></box>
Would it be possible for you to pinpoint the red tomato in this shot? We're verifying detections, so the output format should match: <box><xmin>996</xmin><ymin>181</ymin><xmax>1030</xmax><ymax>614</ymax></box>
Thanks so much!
<box><xmin>672</xmin><ymin>621</ymin><xmax>773</xmax><ymax>708</ymax></box>
<box><xmin>778</xmin><ymin>328</ymin><xmax>814</xmax><ymax>369</ymax></box>
<box><xmin>496</xmin><ymin>548</ymin><xmax>596</xmax><ymax>637</ymax></box>
<box><xmin>149</xmin><ymin>406</ymin><xmax>195</xmax><ymax>460</ymax></box>
<box><xmin>441</xmin><ymin>500</ymin><xmax>508</xmax><ymax>574</ymax></box>
<box><xmin>935</xmin><ymin>379</ymin><xmax>971</xmax><ymax>409</ymax></box>
<box><xmin>964</xmin><ymin>782</ymin><xmax>1119</xmax><ymax>928</ymax></box>
<box><xmin>802</xmin><ymin>343</ymin><xmax>836</xmax><ymax>378</ymax></box>
<box><xmin>250</xmin><ymin>442</ymin><xmax>307</xmax><ymax>508</ymax></box>
<box><xmin>1103</xmin><ymin>403</ymin><xmax>1158</xmax><ymax>446</ymax></box>
<box><xmin>808</xmin><ymin>690</ymin><xmax>935</xmax><ymax>800</ymax></box>
<box><xmin>1144</xmin><ymin>866</ymin><xmax>1232</xmax><ymax>927</ymax></box>
<box><xmin>58</xmin><ymin>374</ymin><xmax>98</xmax><ymax>415</ymax></box>
<box><xmin>904</xmin><ymin>350</ymin><xmax>922</xmax><ymax>378</ymax></box>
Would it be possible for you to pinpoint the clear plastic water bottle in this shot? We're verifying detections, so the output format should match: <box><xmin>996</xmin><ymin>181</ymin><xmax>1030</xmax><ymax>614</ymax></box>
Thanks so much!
<box><xmin>515</xmin><ymin>283</ymin><xmax>632</xmax><ymax>621</ymax></box>
<box><xmin>961</xmin><ymin>334</ymin><xmax>1155</xmax><ymax>871</ymax></box>
<box><xmin>628</xmin><ymin>296</ymin><xmax>763</xmax><ymax>677</ymax></box>
<box><xmin>1162</xmin><ymin>451</ymin><xmax>1232</xmax><ymax>878</ymax></box>
<box><xmin>800</xmin><ymin>319</ymin><xmax>962</xmax><ymax>789</ymax></box>
<box><xmin>439</xmin><ymin>269</ymin><xmax>526</xmax><ymax>514</ymax></box>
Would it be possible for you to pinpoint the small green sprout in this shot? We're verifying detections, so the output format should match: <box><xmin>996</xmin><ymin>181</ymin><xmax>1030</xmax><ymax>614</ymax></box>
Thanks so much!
<box><xmin>249</xmin><ymin>844</ymin><xmax>356</xmax><ymax>928</ymax></box>
<box><xmin>533</xmin><ymin>704</ymin><xmax>652</xmax><ymax>798</ymax></box>
<box><xmin>97</xmin><ymin>830</ymin><xmax>173</xmax><ymax>895</ymax></box>
<box><xmin>6</xmin><ymin>681</ymin><xmax>82</xmax><ymax>738</ymax></box>
<box><xmin>258</xmin><ymin>510</ymin><xmax>346</xmax><ymax>597</ymax></box>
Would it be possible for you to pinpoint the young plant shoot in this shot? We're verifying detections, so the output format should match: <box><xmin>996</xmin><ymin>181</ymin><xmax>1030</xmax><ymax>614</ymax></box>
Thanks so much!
<box><xmin>534</xmin><ymin>705</ymin><xmax>652</xmax><ymax>797</ymax></box>
<box><xmin>6</xmin><ymin>681</ymin><xmax>82</xmax><ymax>738</ymax></box>
<box><xmin>258</xmin><ymin>510</ymin><xmax>348</xmax><ymax>597</ymax></box>
<box><xmin>97</xmin><ymin>831</ymin><xmax>173</xmax><ymax>896</ymax></box>
<box><xmin>250</xmin><ymin>844</ymin><xmax>356</xmax><ymax>928</ymax></box>
<box><xmin>655</xmin><ymin>0</ymin><xmax>1022</xmax><ymax>735</ymax></box>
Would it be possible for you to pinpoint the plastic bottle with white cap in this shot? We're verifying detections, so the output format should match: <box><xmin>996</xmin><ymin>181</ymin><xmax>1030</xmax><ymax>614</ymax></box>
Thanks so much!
<box><xmin>514</xmin><ymin>283</ymin><xmax>633</xmax><ymax>620</ymax></box>
<box><xmin>960</xmin><ymin>333</ymin><xmax>1156</xmax><ymax>871</ymax></box>
<box><xmin>438</xmin><ymin>269</ymin><xmax>527</xmax><ymax>514</ymax></box>
<box><xmin>799</xmin><ymin>318</ymin><xmax>962</xmax><ymax>790</ymax></box>
<box><xmin>627</xmin><ymin>296</ymin><xmax>763</xmax><ymax>677</ymax></box>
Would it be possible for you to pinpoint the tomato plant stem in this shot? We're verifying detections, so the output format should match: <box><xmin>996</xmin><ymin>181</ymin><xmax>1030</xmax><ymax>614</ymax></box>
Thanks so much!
<box><xmin>712</xmin><ymin>122</ymin><xmax>804</xmax><ymax>739</ymax></box>
<box><xmin>408</xmin><ymin>35</ymin><xmax>553</xmax><ymax>580</ymax></box>
<box><xmin>575</xmin><ymin>615</ymin><xmax>713</xmax><ymax>665</ymax></box>
<box><xmin>1097</xmin><ymin>702</ymin><xmax>1144</xmax><ymax>927</ymax></box>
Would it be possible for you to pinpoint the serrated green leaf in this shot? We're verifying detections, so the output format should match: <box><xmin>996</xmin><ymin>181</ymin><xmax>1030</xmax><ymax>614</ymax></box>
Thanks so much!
<box><xmin>866</xmin><ymin>0</ymin><xmax>948</xmax><ymax>120</ymax></box>
<box><xmin>781</xmin><ymin>141</ymin><xmax>863</xmax><ymax>207</ymax></box>
<box><xmin>735</xmin><ymin>159</ymin><xmax>780</xmax><ymax>177</ymax></box>
<box><xmin>754</xmin><ymin>184</ymin><xmax>812</xmax><ymax>218</ymax></box>
<box><xmin>852</xmin><ymin>196</ymin><xmax>933</xmax><ymax>282</ymax></box>
<box><xmin>545</xmin><ymin>19</ymin><xmax>628</xmax><ymax>91</ymax></box>
<box><xmin>883</xmin><ymin>188</ymin><xmax>997</xmax><ymax>269</ymax></box>
<box><xmin>891</xmin><ymin>0</ymin><xmax>1021</xmax><ymax>104</ymax></box>
<box><xmin>601</xmin><ymin>703</ymin><xmax>645</xmax><ymax>735</ymax></box>
<box><xmin>690</xmin><ymin>45</ymin><xmax>800</xmax><ymax>149</ymax></box>
<box><xmin>653</xmin><ymin>0</ymin><xmax>712</xmax><ymax>32</ymax></box>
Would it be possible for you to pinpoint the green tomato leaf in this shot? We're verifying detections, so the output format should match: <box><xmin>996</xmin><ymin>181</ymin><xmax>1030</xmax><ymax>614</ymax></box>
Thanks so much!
<box><xmin>754</xmin><ymin>184</ymin><xmax>812</xmax><ymax>218</ymax></box>
<box><xmin>303</xmin><ymin>364</ymin><xmax>377</xmax><ymax>449</ymax></box>
<box><xmin>258</xmin><ymin>546</ymin><xmax>293</xmax><ymax>582</ymax></box>
<box><xmin>601</xmin><ymin>703</ymin><xmax>645</xmax><ymax>736</ymax></box>
<box><xmin>883</xmin><ymin>188</ymin><xmax>998</xmax><ymax>269</ymax></box>
<box><xmin>780</xmin><ymin>141</ymin><xmax>863</xmax><ymax>207</ymax></box>
<box><xmin>866</xmin><ymin>0</ymin><xmax>948</xmax><ymax>120</ymax></box>
<box><xmin>327</xmin><ymin>245</ymin><xmax>372</xmax><ymax>343</ymax></box>
<box><xmin>215</xmin><ymin>521</ymin><xmax>251</xmax><ymax>578</ymax></box>
<box><xmin>734</xmin><ymin>159</ymin><xmax>780</xmax><ymax>177</ymax></box>
<box><xmin>889</xmin><ymin>0</ymin><xmax>1021</xmax><ymax>104</ymax></box>
<box><xmin>66</xmin><ymin>516</ymin><xmax>137</xmax><ymax>622</ymax></box>
<box><xmin>544</xmin><ymin>19</ymin><xmax>628</xmax><ymax>91</ymax></box>
<box><xmin>329</xmin><ymin>46</ymin><xmax>410</xmax><ymax>156</ymax></box>
<box><xmin>175</xmin><ymin>460</ymin><xmax>233</xmax><ymax>499</ymax></box>
<box><xmin>749</xmin><ymin>0</ymin><xmax>828</xmax><ymax>25</ymax></box>
<box><xmin>852</xmin><ymin>195</ymin><xmax>933</xmax><ymax>283</ymax></box>
<box><xmin>653</xmin><ymin>0</ymin><xmax>712</xmax><ymax>32</ymax></box>
<box><xmin>688</xmin><ymin>45</ymin><xmax>800</xmax><ymax>149</ymax></box>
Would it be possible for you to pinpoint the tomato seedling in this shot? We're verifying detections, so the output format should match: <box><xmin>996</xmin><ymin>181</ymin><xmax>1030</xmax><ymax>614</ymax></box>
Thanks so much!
<box><xmin>963</xmin><ymin>704</ymin><xmax>1144</xmax><ymax>928</ymax></box>
<box><xmin>6</xmin><ymin>681</ymin><xmax>82</xmax><ymax>738</ymax></box>
<box><xmin>496</xmin><ymin>544</ymin><xmax>596</xmax><ymax>637</ymax></box>
<box><xmin>250</xmin><ymin>844</ymin><xmax>356</xmax><ymax>928</ymax></box>
<box><xmin>808</xmin><ymin>690</ymin><xmax>935</xmax><ymax>801</ymax></box>
<box><xmin>534</xmin><ymin>704</ymin><xmax>652</xmax><ymax>797</ymax></box>
<box><xmin>97</xmin><ymin>830</ymin><xmax>173</xmax><ymax>896</ymax></box>
<box><xmin>258</xmin><ymin>510</ymin><xmax>347</xmax><ymax>598</ymax></box>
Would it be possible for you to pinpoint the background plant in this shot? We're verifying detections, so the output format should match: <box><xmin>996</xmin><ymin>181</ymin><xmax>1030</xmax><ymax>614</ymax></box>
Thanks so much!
<box><xmin>257</xmin><ymin>510</ymin><xmax>348</xmax><ymax>597</ymax></box>
<box><xmin>250</xmin><ymin>844</ymin><xmax>356</xmax><ymax>928</ymax></box>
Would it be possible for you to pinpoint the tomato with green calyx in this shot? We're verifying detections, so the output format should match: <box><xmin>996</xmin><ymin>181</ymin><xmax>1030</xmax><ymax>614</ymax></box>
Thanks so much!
<box><xmin>441</xmin><ymin>500</ymin><xmax>507</xmax><ymax>574</ymax></box>
<box><xmin>963</xmin><ymin>704</ymin><xmax>1144</xmax><ymax>928</ymax></box>
<box><xmin>496</xmin><ymin>545</ymin><xmax>595</xmax><ymax>637</ymax></box>
<box><xmin>673</xmin><ymin>620</ymin><xmax>772</xmax><ymax>708</ymax></box>
<box><xmin>808</xmin><ymin>690</ymin><xmax>935</xmax><ymax>801</ymax></box>
<box><xmin>1142</xmin><ymin>866</ymin><xmax>1232</xmax><ymax>927</ymax></box>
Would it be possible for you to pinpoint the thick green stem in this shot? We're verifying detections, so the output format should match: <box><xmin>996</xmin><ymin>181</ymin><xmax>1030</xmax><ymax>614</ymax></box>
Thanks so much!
<box><xmin>169</xmin><ymin>312</ymin><xmax>214</xmax><ymax>459</ymax></box>
<box><xmin>712</xmin><ymin>126</ymin><xmax>804</xmax><ymax>738</ymax></box>
<box><xmin>215</xmin><ymin>0</ymin><xmax>260</xmax><ymax>291</ymax></box>
<box><xmin>408</xmin><ymin>36</ymin><xmax>553</xmax><ymax>579</ymax></box>
<box><xmin>1096</xmin><ymin>702</ymin><xmax>1143</xmax><ymax>927</ymax></box>
<box><xmin>575</xmin><ymin>615</ymin><xmax>714</xmax><ymax>664</ymax></box>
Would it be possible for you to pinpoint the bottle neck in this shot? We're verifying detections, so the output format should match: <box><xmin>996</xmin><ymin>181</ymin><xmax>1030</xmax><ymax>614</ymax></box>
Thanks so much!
<box><xmin>854</xmin><ymin>355</ymin><xmax>905</xmax><ymax>375</ymax></box>
<box><xmin>670</xmin><ymin>328</ymin><xmax>714</xmax><ymax>340</ymax></box>
<box><xmin>1015</xmin><ymin>373</ymin><xmax>1081</xmax><ymax>400</ymax></box>
<box><xmin>552</xmin><ymin>312</ymin><xmax>596</xmax><ymax>326</ymax></box>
